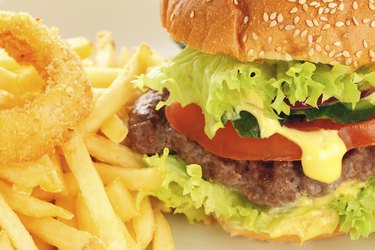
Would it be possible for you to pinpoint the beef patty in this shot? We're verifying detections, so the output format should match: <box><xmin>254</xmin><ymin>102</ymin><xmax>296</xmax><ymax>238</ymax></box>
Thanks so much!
<box><xmin>124</xmin><ymin>90</ymin><xmax>375</xmax><ymax>207</ymax></box>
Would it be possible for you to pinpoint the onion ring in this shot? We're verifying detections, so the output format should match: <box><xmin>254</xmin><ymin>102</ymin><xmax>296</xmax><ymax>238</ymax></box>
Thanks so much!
<box><xmin>0</xmin><ymin>12</ymin><xmax>92</xmax><ymax>164</ymax></box>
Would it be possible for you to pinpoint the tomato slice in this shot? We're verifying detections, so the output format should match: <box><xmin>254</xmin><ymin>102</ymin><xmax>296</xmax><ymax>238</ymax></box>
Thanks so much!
<box><xmin>165</xmin><ymin>103</ymin><xmax>375</xmax><ymax>161</ymax></box>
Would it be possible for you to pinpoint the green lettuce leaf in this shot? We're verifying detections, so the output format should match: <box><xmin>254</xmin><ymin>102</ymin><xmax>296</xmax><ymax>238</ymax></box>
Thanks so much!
<box><xmin>136</xmin><ymin>48</ymin><xmax>375</xmax><ymax>138</ymax></box>
<box><xmin>144</xmin><ymin>150</ymin><xmax>375</xmax><ymax>241</ymax></box>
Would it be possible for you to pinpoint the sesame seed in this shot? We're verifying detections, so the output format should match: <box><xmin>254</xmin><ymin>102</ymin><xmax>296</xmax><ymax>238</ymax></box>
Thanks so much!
<box><xmin>329</xmin><ymin>50</ymin><xmax>336</xmax><ymax>57</ymax></box>
<box><xmin>319</xmin><ymin>16</ymin><xmax>328</xmax><ymax>22</ymax></box>
<box><xmin>306</xmin><ymin>19</ymin><xmax>314</xmax><ymax>27</ymax></box>
<box><xmin>270</xmin><ymin>12</ymin><xmax>277</xmax><ymax>20</ymax></box>
<box><xmin>324</xmin><ymin>7</ymin><xmax>330</xmax><ymax>14</ymax></box>
<box><xmin>290</xmin><ymin>7</ymin><xmax>298</xmax><ymax>14</ymax></box>
<box><xmin>355</xmin><ymin>51</ymin><xmax>363</xmax><ymax>58</ymax></box>
<box><xmin>353</xmin><ymin>1</ymin><xmax>358</xmax><ymax>9</ymax></box>
<box><xmin>318</xmin><ymin>7</ymin><xmax>324</xmax><ymax>15</ymax></box>
<box><xmin>301</xmin><ymin>29</ymin><xmax>308</xmax><ymax>37</ymax></box>
<box><xmin>247</xmin><ymin>49</ymin><xmax>255</xmax><ymax>56</ymax></box>
<box><xmin>345</xmin><ymin>58</ymin><xmax>353</xmax><ymax>65</ymax></box>
<box><xmin>352</xmin><ymin>17</ymin><xmax>359</xmax><ymax>25</ymax></box>
<box><xmin>330</xmin><ymin>8</ymin><xmax>337</xmax><ymax>14</ymax></box>
<box><xmin>190</xmin><ymin>11</ymin><xmax>195</xmax><ymax>18</ymax></box>
<box><xmin>294</xmin><ymin>16</ymin><xmax>300</xmax><ymax>24</ymax></box>
<box><xmin>324</xmin><ymin>45</ymin><xmax>331</xmax><ymax>51</ymax></box>
<box><xmin>335</xmin><ymin>21</ymin><xmax>344</xmax><ymax>27</ymax></box>
<box><xmin>334</xmin><ymin>41</ymin><xmax>342</xmax><ymax>47</ymax></box>
<box><xmin>371</xmin><ymin>21</ymin><xmax>375</xmax><ymax>27</ymax></box>
<box><xmin>335</xmin><ymin>52</ymin><xmax>343</xmax><ymax>58</ymax></box>
<box><xmin>330</xmin><ymin>60</ymin><xmax>339</xmax><ymax>65</ymax></box>
<box><xmin>322</xmin><ymin>23</ymin><xmax>331</xmax><ymax>30</ymax></box>
<box><xmin>338</xmin><ymin>2</ymin><xmax>345</xmax><ymax>11</ymax></box>
<box><xmin>259</xmin><ymin>51</ymin><xmax>265</xmax><ymax>57</ymax></box>
<box><xmin>288</xmin><ymin>0</ymin><xmax>296</xmax><ymax>2</ymax></box>
<box><xmin>370</xmin><ymin>50</ymin><xmax>375</xmax><ymax>58</ymax></box>
<box><xmin>328</xmin><ymin>2</ymin><xmax>337</xmax><ymax>8</ymax></box>
<box><xmin>363</xmin><ymin>40</ymin><xmax>369</xmax><ymax>49</ymax></box>
<box><xmin>354</xmin><ymin>61</ymin><xmax>358</xmax><ymax>67</ymax></box>
<box><xmin>277</xmin><ymin>13</ymin><xmax>284</xmax><ymax>23</ymax></box>
<box><xmin>345</xmin><ymin>19</ymin><xmax>351</xmax><ymax>26</ymax></box>
<box><xmin>303</xmin><ymin>4</ymin><xmax>308</xmax><ymax>11</ymax></box>
<box><xmin>169</xmin><ymin>13</ymin><xmax>175</xmax><ymax>21</ymax></box>
<box><xmin>315</xmin><ymin>44</ymin><xmax>322</xmax><ymax>52</ymax></box>
<box><xmin>309</xmin><ymin>1</ymin><xmax>318</xmax><ymax>7</ymax></box>
<box><xmin>285</xmin><ymin>24</ymin><xmax>295</xmax><ymax>31</ymax></box>
<box><xmin>294</xmin><ymin>29</ymin><xmax>301</xmax><ymax>37</ymax></box>
<box><xmin>370</xmin><ymin>3</ymin><xmax>375</xmax><ymax>10</ymax></box>
<box><xmin>279</xmin><ymin>24</ymin><xmax>284</xmax><ymax>31</ymax></box>
<box><xmin>267</xmin><ymin>36</ymin><xmax>273</xmax><ymax>44</ymax></box>
<box><xmin>252</xmin><ymin>32</ymin><xmax>259</xmax><ymax>40</ymax></box>
<box><xmin>316</xmin><ymin>36</ymin><xmax>323</xmax><ymax>43</ymax></box>
<box><xmin>276</xmin><ymin>47</ymin><xmax>282</xmax><ymax>52</ymax></box>
<box><xmin>342</xmin><ymin>50</ymin><xmax>350</xmax><ymax>57</ymax></box>
<box><xmin>233</xmin><ymin>0</ymin><xmax>239</xmax><ymax>5</ymax></box>
<box><xmin>242</xmin><ymin>34</ymin><xmax>248</xmax><ymax>43</ymax></box>
<box><xmin>263</xmin><ymin>13</ymin><xmax>269</xmax><ymax>22</ymax></box>
<box><xmin>363</xmin><ymin>19</ymin><xmax>371</xmax><ymax>24</ymax></box>
<box><xmin>285</xmin><ymin>53</ymin><xmax>292</xmax><ymax>61</ymax></box>
<box><xmin>308</xmin><ymin>35</ymin><xmax>313</xmax><ymax>45</ymax></box>
<box><xmin>243</xmin><ymin>16</ymin><xmax>249</xmax><ymax>25</ymax></box>
<box><xmin>299</xmin><ymin>0</ymin><xmax>306</xmax><ymax>4</ymax></box>
<box><xmin>309</xmin><ymin>48</ymin><xmax>315</xmax><ymax>56</ymax></box>
<box><xmin>313</xmin><ymin>19</ymin><xmax>319</xmax><ymax>26</ymax></box>
<box><xmin>269</xmin><ymin>20</ymin><xmax>277</xmax><ymax>27</ymax></box>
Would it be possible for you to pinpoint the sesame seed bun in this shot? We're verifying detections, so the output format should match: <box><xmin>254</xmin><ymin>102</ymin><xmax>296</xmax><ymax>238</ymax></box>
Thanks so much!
<box><xmin>161</xmin><ymin>0</ymin><xmax>375</xmax><ymax>69</ymax></box>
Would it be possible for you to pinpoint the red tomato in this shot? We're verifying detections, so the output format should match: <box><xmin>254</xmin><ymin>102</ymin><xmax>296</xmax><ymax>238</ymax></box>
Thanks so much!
<box><xmin>165</xmin><ymin>103</ymin><xmax>375</xmax><ymax>161</ymax></box>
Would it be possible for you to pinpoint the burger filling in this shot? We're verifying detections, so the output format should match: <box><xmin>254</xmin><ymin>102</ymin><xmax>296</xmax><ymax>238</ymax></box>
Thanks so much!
<box><xmin>128</xmin><ymin>48</ymin><xmax>375</xmax><ymax>240</ymax></box>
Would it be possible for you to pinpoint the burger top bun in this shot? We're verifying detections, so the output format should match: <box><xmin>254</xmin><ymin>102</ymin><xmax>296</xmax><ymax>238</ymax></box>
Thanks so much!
<box><xmin>161</xmin><ymin>0</ymin><xmax>375</xmax><ymax>70</ymax></box>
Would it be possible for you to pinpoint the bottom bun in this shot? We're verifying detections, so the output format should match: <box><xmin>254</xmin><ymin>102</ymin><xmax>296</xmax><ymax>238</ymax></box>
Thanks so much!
<box><xmin>217</xmin><ymin>218</ymin><xmax>342</xmax><ymax>243</ymax></box>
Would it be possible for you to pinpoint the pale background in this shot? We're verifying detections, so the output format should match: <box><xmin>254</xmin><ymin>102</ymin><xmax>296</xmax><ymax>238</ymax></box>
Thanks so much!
<box><xmin>0</xmin><ymin>0</ymin><xmax>373</xmax><ymax>249</ymax></box>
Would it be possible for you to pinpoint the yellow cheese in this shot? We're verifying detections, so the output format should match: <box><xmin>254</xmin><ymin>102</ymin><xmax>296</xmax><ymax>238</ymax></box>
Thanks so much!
<box><xmin>239</xmin><ymin>94</ymin><xmax>347</xmax><ymax>184</ymax></box>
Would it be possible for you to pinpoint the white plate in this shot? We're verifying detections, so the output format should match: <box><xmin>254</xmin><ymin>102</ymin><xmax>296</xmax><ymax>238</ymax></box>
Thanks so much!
<box><xmin>1</xmin><ymin>1</ymin><xmax>374</xmax><ymax>249</ymax></box>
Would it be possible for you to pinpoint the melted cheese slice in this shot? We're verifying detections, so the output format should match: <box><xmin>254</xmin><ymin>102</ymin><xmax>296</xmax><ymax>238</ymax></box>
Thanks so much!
<box><xmin>239</xmin><ymin>93</ymin><xmax>347</xmax><ymax>184</ymax></box>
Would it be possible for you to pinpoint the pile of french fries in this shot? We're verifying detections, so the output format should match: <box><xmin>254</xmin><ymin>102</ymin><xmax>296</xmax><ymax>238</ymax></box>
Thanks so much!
<box><xmin>0</xmin><ymin>31</ymin><xmax>173</xmax><ymax>250</ymax></box>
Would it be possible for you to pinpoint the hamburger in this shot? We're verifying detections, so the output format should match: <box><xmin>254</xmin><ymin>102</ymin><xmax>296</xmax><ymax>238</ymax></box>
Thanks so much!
<box><xmin>124</xmin><ymin>0</ymin><xmax>375</xmax><ymax>242</ymax></box>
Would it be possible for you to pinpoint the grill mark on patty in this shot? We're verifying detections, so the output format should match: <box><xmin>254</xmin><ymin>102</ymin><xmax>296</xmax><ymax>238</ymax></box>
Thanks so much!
<box><xmin>124</xmin><ymin>90</ymin><xmax>375</xmax><ymax>207</ymax></box>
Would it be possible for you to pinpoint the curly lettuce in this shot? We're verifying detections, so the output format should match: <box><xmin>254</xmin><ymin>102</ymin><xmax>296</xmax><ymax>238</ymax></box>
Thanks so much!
<box><xmin>136</xmin><ymin>48</ymin><xmax>375</xmax><ymax>138</ymax></box>
<box><xmin>144</xmin><ymin>150</ymin><xmax>375</xmax><ymax>241</ymax></box>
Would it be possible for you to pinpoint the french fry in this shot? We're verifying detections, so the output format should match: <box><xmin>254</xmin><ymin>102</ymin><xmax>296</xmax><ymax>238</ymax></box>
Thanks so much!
<box><xmin>66</xmin><ymin>37</ymin><xmax>95</xmax><ymax>59</ymax></box>
<box><xmin>62</xmin><ymin>173</ymin><xmax>79</xmax><ymax>197</ymax></box>
<box><xmin>94</xmin><ymin>162</ymin><xmax>164</xmax><ymax>191</ymax></box>
<box><xmin>100</xmin><ymin>114</ymin><xmax>128</xmax><ymax>143</ymax></box>
<box><xmin>0</xmin><ymin>193</ymin><xmax>37</xmax><ymax>250</ymax></box>
<box><xmin>62</xmin><ymin>133</ymin><xmax>131</xmax><ymax>250</ymax></box>
<box><xmin>85</xmin><ymin>133</ymin><xmax>143</xmax><ymax>168</ymax></box>
<box><xmin>0</xmin><ymin>180</ymin><xmax>73</xmax><ymax>219</ymax></box>
<box><xmin>78</xmin><ymin>43</ymin><xmax>152</xmax><ymax>134</ymax></box>
<box><xmin>85</xmin><ymin>66</ymin><xmax>121</xmax><ymax>88</ymax></box>
<box><xmin>133</xmin><ymin>196</ymin><xmax>155</xmax><ymax>249</ymax></box>
<box><xmin>32</xmin><ymin>235</ymin><xmax>53</xmax><ymax>250</ymax></box>
<box><xmin>55</xmin><ymin>195</ymin><xmax>77</xmax><ymax>228</ymax></box>
<box><xmin>12</xmin><ymin>184</ymin><xmax>33</xmax><ymax>195</ymax></box>
<box><xmin>152</xmin><ymin>210</ymin><xmax>174</xmax><ymax>250</ymax></box>
<box><xmin>19</xmin><ymin>215</ymin><xmax>104</xmax><ymax>250</ymax></box>
<box><xmin>94</xmin><ymin>31</ymin><xmax>117</xmax><ymax>67</ymax></box>
<box><xmin>106</xmin><ymin>178</ymin><xmax>138</xmax><ymax>222</ymax></box>
<box><xmin>0</xmin><ymin>49</ymin><xmax>21</xmax><ymax>70</ymax></box>
<box><xmin>0</xmin><ymin>230</ymin><xmax>14</xmax><ymax>250</ymax></box>
<box><xmin>75</xmin><ymin>193</ymin><xmax>98</xmax><ymax>236</ymax></box>
<box><xmin>0</xmin><ymin>155</ymin><xmax>65</xmax><ymax>193</ymax></box>
<box><xmin>31</xmin><ymin>187</ymin><xmax>56</xmax><ymax>202</ymax></box>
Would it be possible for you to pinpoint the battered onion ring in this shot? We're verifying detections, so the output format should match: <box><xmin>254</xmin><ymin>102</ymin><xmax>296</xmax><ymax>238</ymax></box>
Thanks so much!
<box><xmin>0</xmin><ymin>12</ymin><xmax>92</xmax><ymax>164</ymax></box>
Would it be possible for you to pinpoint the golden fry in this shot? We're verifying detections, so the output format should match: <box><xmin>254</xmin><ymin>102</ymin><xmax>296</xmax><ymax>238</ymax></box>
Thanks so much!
<box><xmin>0</xmin><ymin>193</ymin><xmax>37</xmax><ymax>250</ymax></box>
<box><xmin>85</xmin><ymin>133</ymin><xmax>143</xmax><ymax>168</ymax></box>
<box><xmin>62</xmin><ymin>133</ymin><xmax>131</xmax><ymax>250</ymax></box>
<box><xmin>66</xmin><ymin>37</ymin><xmax>94</xmax><ymax>59</ymax></box>
<box><xmin>85</xmin><ymin>66</ymin><xmax>121</xmax><ymax>88</ymax></box>
<box><xmin>19</xmin><ymin>215</ymin><xmax>104</xmax><ymax>250</ymax></box>
<box><xmin>100</xmin><ymin>114</ymin><xmax>128</xmax><ymax>143</ymax></box>
<box><xmin>94</xmin><ymin>162</ymin><xmax>164</xmax><ymax>191</ymax></box>
<box><xmin>55</xmin><ymin>195</ymin><xmax>77</xmax><ymax>228</ymax></box>
<box><xmin>106</xmin><ymin>179</ymin><xmax>138</xmax><ymax>222</ymax></box>
<box><xmin>133</xmin><ymin>196</ymin><xmax>155</xmax><ymax>249</ymax></box>
<box><xmin>0</xmin><ymin>180</ymin><xmax>73</xmax><ymax>219</ymax></box>
<box><xmin>78</xmin><ymin>44</ymin><xmax>152</xmax><ymax>134</ymax></box>
<box><xmin>0</xmin><ymin>230</ymin><xmax>14</xmax><ymax>250</ymax></box>
<box><xmin>75</xmin><ymin>193</ymin><xmax>98</xmax><ymax>236</ymax></box>
<box><xmin>31</xmin><ymin>235</ymin><xmax>53</xmax><ymax>250</ymax></box>
<box><xmin>152</xmin><ymin>210</ymin><xmax>174</xmax><ymax>250</ymax></box>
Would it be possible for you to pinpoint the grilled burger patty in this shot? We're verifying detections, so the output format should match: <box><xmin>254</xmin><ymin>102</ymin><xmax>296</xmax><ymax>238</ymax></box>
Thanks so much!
<box><xmin>124</xmin><ymin>90</ymin><xmax>375</xmax><ymax>207</ymax></box>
